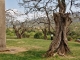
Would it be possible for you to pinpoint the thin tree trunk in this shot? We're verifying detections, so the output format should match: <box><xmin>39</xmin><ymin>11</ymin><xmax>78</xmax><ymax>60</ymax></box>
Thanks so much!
<box><xmin>42</xmin><ymin>28</ymin><xmax>47</xmax><ymax>40</ymax></box>
<box><xmin>45</xmin><ymin>13</ymin><xmax>72</xmax><ymax>57</ymax></box>
<box><xmin>44</xmin><ymin>28</ymin><xmax>47</xmax><ymax>40</ymax></box>
<box><xmin>0</xmin><ymin>0</ymin><xmax>6</xmax><ymax>51</ymax></box>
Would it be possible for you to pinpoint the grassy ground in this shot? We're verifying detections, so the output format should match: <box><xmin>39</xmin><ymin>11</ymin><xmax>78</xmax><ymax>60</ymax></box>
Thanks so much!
<box><xmin>0</xmin><ymin>38</ymin><xmax>80</xmax><ymax>60</ymax></box>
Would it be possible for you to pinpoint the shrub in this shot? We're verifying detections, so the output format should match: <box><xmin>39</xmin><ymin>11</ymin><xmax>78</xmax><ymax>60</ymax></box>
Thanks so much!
<box><xmin>34</xmin><ymin>32</ymin><xmax>42</xmax><ymax>39</ymax></box>
<box><xmin>29</xmin><ymin>32</ymin><xmax>35</xmax><ymax>36</ymax></box>
<box><xmin>77</xmin><ymin>37</ymin><xmax>80</xmax><ymax>39</ymax></box>
<box><xmin>27</xmin><ymin>29</ymin><xmax>35</xmax><ymax>33</ymax></box>
<box><xmin>47</xmin><ymin>35</ymin><xmax>51</xmax><ymax>40</ymax></box>
<box><xmin>22</xmin><ymin>32</ymin><xmax>30</xmax><ymax>38</ymax></box>
<box><xmin>68</xmin><ymin>31</ymin><xmax>80</xmax><ymax>40</ymax></box>
<box><xmin>6</xmin><ymin>28</ymin><xmax>15</xmax><ymax>36</ymax></box>
<box><xmin>67</xmin><ymin>36</ymin><xmax>73</xmax><ymax>41</ymax></box>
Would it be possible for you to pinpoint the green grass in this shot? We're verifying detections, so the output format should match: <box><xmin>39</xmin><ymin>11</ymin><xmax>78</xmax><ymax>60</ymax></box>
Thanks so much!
<box><xmin>0</xmin><ymin>38</ymin><xmax>80</xmax><ymax>60</ymax></box>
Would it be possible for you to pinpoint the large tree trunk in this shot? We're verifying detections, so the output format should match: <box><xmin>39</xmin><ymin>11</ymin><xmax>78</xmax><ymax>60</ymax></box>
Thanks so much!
<box><xmin>45</xmin><ymin>13</ymin><xmax>72</xmax><ymax>57</ymax></box>
<box><xmin>0</xmin><ymin>0</ymin><xmax>6</xmax><ymax>51</ymax></box>
<box><xmin>45</xmin><ymin>0</ymin><xmax>72</xmax><ymax>57</ymax></box>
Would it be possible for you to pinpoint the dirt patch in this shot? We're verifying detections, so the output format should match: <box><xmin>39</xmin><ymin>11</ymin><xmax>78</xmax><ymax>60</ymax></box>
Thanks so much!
<box><xmin>0</xmin><ymin>47</ymin><xmax>27</xmax><ymax>54</ymax></box>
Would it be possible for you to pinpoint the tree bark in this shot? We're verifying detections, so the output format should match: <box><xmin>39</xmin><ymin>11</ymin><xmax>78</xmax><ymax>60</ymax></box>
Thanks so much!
<box><xmin>0</xmin><ymin>0</ymin><xmax>6</xmax><ymax>51</ymax></box>
<box><xmin>45</xmin><ymin>0</ymin><xmax>72</xmax><ymax>57</ymax></box>
<box><xmin>13</xmin><ymin>25</ymin><xmax>26</xmax><ymax>39</ymax></box>
<box><xmin>16</xmin><ymin>32</ymin><xmax>22</xmax><ymax>39</ymax></box>
<box><xmin>42</xmin><ymin>28</ymin><xmax>47</xmax><ymax>40</ymax></box>
<box><xmin>45</xmin><ymin>13</ymin><xmax>72</xmax><ymax>57</ymax></box>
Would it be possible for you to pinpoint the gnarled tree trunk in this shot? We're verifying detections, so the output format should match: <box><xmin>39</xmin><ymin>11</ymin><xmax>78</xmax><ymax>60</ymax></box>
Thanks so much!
<box><xmin>45</xmin><ymin>0</ymin><xmax>72</xmax><ymax>57</ymax></box>
<box><xmin>0</xmin><ymin>0</ymin><xmax>6</xmax><ymax>51</ymax></box>
<box><xmin>45</xmin><ymin>13</ymin><xmax>72</xmax><ymax>57</ymax></box>
<box><xmin>13</xmin><ymin>25</ymin><xmax>26</xmax><ymax>39</ymax></box>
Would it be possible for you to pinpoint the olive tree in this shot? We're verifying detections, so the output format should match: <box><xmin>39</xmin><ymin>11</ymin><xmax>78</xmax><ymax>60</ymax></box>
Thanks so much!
<box><xmin>18</xmin><ymin>0</ymin><xmax>80</xmax><ymax>57</ymax></box>
<box><xmin>6</xmin><ymin>9</ymin><xmax>29</xmax><ymax>39</ymax></box>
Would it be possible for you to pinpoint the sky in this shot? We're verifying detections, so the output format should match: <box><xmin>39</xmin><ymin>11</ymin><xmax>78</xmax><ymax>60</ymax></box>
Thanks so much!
<box><xmin>5</xmin><ymin>0</ymin><xmax>29</xmax><ymax>21</ymax></box>
<box><xmin>5</xmin><ymin>0</ymin><xmax>45</xmax><ymax>20</ymax></box>
<box><xmin>5</xmin><ymin>0</ymin><xmax>24</xmax><ymax>12</ymax></box>
<box><xmin>5</xmin><ymin>0</ymin><xmax>80</xmax><ymax>20</ymax></box>
<box><xmin>4</xmin><ymin>0</ymin><xmax>72</xmax><ymax>20</ymax></box>
<box><xmin>5</xmin><ymin>0</ymin><xmax>80</xmax><ymax>12</ymax></box>
<box><xmin>5</xmin><ymin>0</ymin><xmax>37</xmax><ymax>20</ymax></box>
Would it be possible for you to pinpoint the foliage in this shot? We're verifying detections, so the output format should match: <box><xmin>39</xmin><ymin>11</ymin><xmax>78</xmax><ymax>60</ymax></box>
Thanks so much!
<box><xmin>47</xmin><ymin>35</ymin><xmax>51</xmax><ymax>40</ymax></box>
<box><xmin>27</xmin><ymin>29</ymin><xmax>35</xmax><ymax>33</ymax></box>
<box><xmin>34</xmin><ymin>32</ymin><xmax>43</xmax><ymax>39</ymax></box>
<box><xmin>67</xmin><ymin>36</ymin><xmax>73</xmax><ymax>41</ymax></box>
<box><xmin>77</xmin><ymin>37</ymin><xmax>80</xmax><ymax>39</ymax></box>
<box><xmin>29</xmin><ymin>32</ymin><xmax>35</xmax><ymax>37</ymax></box>
<box><xmin>68</xmin><ymin>22</ymin><xmax>80</xmax><ymax>40</ymax></box>
<box><xmin>22</xmin><ymin>32</ymin><xmax>30</xmax><ymax>38</ymax></box>
<box><xmin>6</xmin><ymin>28</ymin><xmax>15</xmax><ymax>36</ymax></box>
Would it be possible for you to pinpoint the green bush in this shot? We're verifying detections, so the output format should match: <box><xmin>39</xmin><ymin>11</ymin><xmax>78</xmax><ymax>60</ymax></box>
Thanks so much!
<box><xmin>68</xmin><ymin>31</ymin><xmax>80</xmax><ymax>40</ymax></box>
<box><xmin>6</xmin><ymin>28</ymin><xmax>15</xmax><ymax>36</ymax></box>
<box><xmin>34</xmin><ymin>32</ymin><xmax>42</xmax><ymax>39</ymax></box>
<box><xmin>27</xmin><ymin>29</ymin><xmax>35</xmax><ymax>33</ymax></box>
<box><xmin>29</xmin><ymin>32</ymin><xmax>35</xmax><ymax>36</ymax></box>
<box><xmin>67</xmin><ymin>36</ymin><xmax>73</xmax><ymax>41</ymax></box>
<box><xmin>22</xmin><ymin>32</ymin><xmax>30</xmax><ymax>38</ymax></box>
<box><xmin>69</xmin><ymin>31</ymin><xmax>76</xmax><ymax>36</ymax></box>
<box><xmin>47</xmin><ymin>35</ymin><xmax>51</xmax><ymax>40</ymax></box>
<box><xmin>77</xmin><ymin>36</ymin><xmax>80</xmax><ymax>39</ymax></box>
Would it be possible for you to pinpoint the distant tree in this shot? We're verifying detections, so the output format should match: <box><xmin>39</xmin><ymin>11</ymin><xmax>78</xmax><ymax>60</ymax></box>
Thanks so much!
<box><xmin>39</xmin><ymin>18</ymin><xmax>48</xmax><ymax>40</ymax></box>
<box><xmin>6</xmin><ymin>9</ymin><xmax>29</xmax><ymax>39</ymax></box>
<box><xmin>12</xmin><ymin>21</ymin><xmax>27</xmax><ymax>39</ymax></box>
<box><xmin>32</xmin><ymin>17</ymin><xmax>49</xmax><ymax>40</ymax></box>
